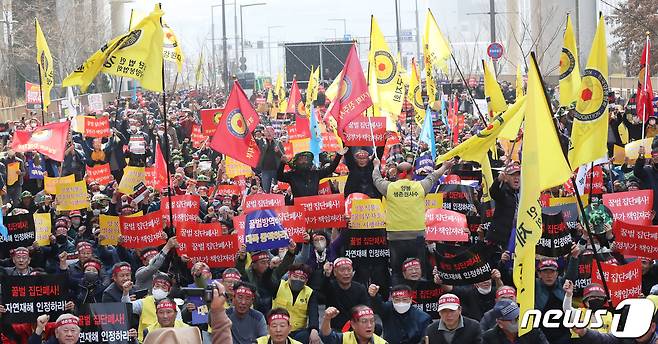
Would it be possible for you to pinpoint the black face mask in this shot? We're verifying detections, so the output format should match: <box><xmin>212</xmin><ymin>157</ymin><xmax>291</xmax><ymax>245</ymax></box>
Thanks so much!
<box><xmin>56</xmin><ymin>235</ymin><xmax>68</xmax><ymax>245</ymax></box>
<box><xmin>587</xmin><ymin>298</ymin><xmax>606</xmax><ymax>311</ymax></box>
<box><xmin>84</xmin><ymin>271</ymin><xmax>99</xmax><ymax>284</ymax></box>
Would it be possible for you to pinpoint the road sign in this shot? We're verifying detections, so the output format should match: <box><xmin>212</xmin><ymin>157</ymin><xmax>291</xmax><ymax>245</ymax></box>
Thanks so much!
<box><xmin>239</xmin><ymin>64</ymin><xmax>247</xmax><ymax>72</ymax></box>
<box><xmin>487</xmin><ymin>42</ymin><xmax>504</xmax><ymax>60</ymax></box>
<box><xmin>239</xmin><ymin>56</ymin><xmax>247</xmax><ymax>64</ymax></box>
<box><xmin>343</xmin><ymin>34</ymin><xmax>352</xmax><ymax>41</ymax></box>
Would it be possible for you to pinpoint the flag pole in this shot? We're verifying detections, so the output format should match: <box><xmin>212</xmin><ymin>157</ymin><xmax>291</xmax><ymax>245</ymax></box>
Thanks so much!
<box><xmin>35</xmin><ymin>19</ymin><xmax>45</xmax><ymax>124</ymax></box>
<box><xmin>158</xmin><ymin>5</ymin><xmax>174</xmax><ymax>233</ymax></box>
<box><xmin>450</xmin><ymin>53</ymin><xmax>487</xmax><ymax>125</ymax></box>
<box><xmin>641</xmin><ymin>32</ymin><xmax>650</xmax><ymax>139</ymax></box>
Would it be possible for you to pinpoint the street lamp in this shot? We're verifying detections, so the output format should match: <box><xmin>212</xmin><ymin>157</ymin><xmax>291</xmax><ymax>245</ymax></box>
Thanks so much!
<box><xmin>240</xmin><ymin>2</ymin><xmax>267</xmax><ymax>62</ymax></box>
<box><xmin>328</xmin><ymin>18</ymin><xmax>346</xmax><ymax>37</ymax></box>
<box><xmin>267</xmin><ymin>25</ymin><xmax>283</xmax><ymax>78</ymax></box>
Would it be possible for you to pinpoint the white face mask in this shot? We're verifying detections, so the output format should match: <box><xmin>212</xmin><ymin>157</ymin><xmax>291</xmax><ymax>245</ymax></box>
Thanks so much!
<box><xmin>314</xmin><ymin>240</ymin><xmax>327</xmax><ymax>252</ymax></box>
<box><xmin>152</xmin><ymin>288</ymin><xmax>168</xmax><ymax>300</ymax></box>
<box><xmin>158</xmin><ymin>130</ymin><xmax>165</xmax><ymax>136</ymax></box>
<box><xmin>393</xmin><ymin>302</ymin><xmax>411</xmax><ymax>314</ymax></box>
<box><xmin>476</xmin><ymin>285</ymin><xmax>492</xmax><ymax>295</ymax></box>
<box><xmin>426</xmin><ymin>243</ymin><xmax>436</xmax><ymax>251</ymax></box>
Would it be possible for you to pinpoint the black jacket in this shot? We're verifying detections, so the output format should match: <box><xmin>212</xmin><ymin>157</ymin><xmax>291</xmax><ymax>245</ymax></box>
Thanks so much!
<box><xmin>634</xmin><ymin>158</ymin><xmax>658</xmax><ymax>224</ymax></box>
<box><xmin>343</xmin><ymin>146</ymin><xmax>382</xmax><ymax>199</ymax></box>
<box><xmin>481</xmin><ymin>326</ymin><xmax>548</xmax><ymax>344</ymax></box>
<box><xmin>487</xmin><ymin>180</ymin><xmax>519</xmax><ymax>246</ymax></box>
<box><xmin>277</xmin><ymin>152</ymin><xmax>342</xmax><ymax>199</ymax></box>
<box><xmin>426</xmin><ymin>316</ymin><xmax>482</xmax><ymax>344</ymax></box>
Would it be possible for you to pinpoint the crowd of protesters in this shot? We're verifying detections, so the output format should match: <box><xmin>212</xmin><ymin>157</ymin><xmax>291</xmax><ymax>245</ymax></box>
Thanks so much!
<box><xmin>0</xmin><ymin>82</ymin><xmax>657</xmax><ymax>344</ymax></box>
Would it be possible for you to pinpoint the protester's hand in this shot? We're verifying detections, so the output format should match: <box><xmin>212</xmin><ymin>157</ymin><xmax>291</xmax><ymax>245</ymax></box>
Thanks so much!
<box><xmin>501</xmin><ymin>250</ymin><xmax>511</xmax><ymax>263</ymax></box>
<box><xmin>180</xmin><ymin>254</ymin><xmax>190</xmax><ymax>263</ymax></box>
<box><xmin>302</xmin><ymin>231</ymin><xmax>310</xmax><ymax>243</ymax></box>
<box><xmin>210</xmin><ymin>281</ymin><xmax>227</xmax><ymax>312</ymax></box>
<box><xmin>491</xmin><ymin>269</ymin><xmax>502</xmax><ymax>282</ymax></box>
<box><xmin>639</xmin><ymin>146</ymin><xmax>645</xmax><ymax>158</ymax></box>
<box><xmin>441</xmin><ymin>158</ymin><xmax>456</xmax><ymax>171</ymax></box>
<box><xmin>59</xmin><ymin>251</ymin><xmax>68</xmax><ymax>263</ymax></box>
<box><xmin>323</xmin><ymin>261</ymin><xmax>333</xmax><ymax>277</ymax></box>
<box><xmin>36</xmin><ymin>314</ymin><xmax>49</xmax><ymax>334</ymax></box>
<box><xmin>49</xmin><ymin>234</ymin><xmax>56</xmax><ymax>244</ymax></box>
<box><xmin>338</xmin><ymin>147</ymin><xmax>349</xmax><ymax>156</ymax></box>
<box><xmin>372</xmin><ymin>157</ymin><xmax>380</xmax><ymax>168</ymax></box>
<box><xmin>433</xmin><ymin>266</ymin><xmax>443</xmax><ymax>285</ymax></box>
<box><xmin>570</xmin><ymin>243</ymin><xmax>580</xmax><ymax>258</ymax></box>
<box><xmin>563</xmin><ymin>279</ymin><xmax>574</xmax><ymax>296</ymax></box>
<box><xmin>573</xmin><ymin>326</ymin><xmax>587</xmax><ymax>337</ymax></box>
<box><xmin>121</xmin><ymin>280</ymin><xmax>133</xmax><ymax>295</ymax></box>
<box><xmin>324</xmin><ymin>307</ymin><xmax>340</xmax><ymax>320</ymax></box>
<box><xmin>497</xmin><ymin>172</ymin><xmax>507</xmax><ymax>183</ymax></box>
<box><xmin>0</xmin><ymin>304</ymin><xmax>5</xmax><ymax>313</ymax></box>
<box><xmin>368</xmin><ymin>284</ymin><xmax>380</xmax><ymax>297</ymax></box>
<box><xmin>309</xmin><ymin>329</ymin><xmax>321</xmax><ymax>344</ymax></box>
<box><xmin>65</xmin><ymin>301</ymin><xmax>75</xmax><ymax>311</ymax></box>
<box><xmin>165</xmin><ymin>236</ymin><xmax>178</xmax><ymax>250</ymax></box>
<box><xmin>186</xmin><ymin>303</ymin><xmax>197</xmax><ymax>312</ymax></box>
<box><xmin>127</xmin><ymin>328</ymin><xmax>137</xmax><ymax>339</ymax></box>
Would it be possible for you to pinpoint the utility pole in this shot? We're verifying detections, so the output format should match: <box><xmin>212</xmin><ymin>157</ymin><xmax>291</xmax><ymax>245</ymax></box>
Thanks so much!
<box><xmin>221</xmin><ymin>0</ymin><xmax>229</xmax><ymax>88</ymax></box>
<box><xmin>394</xmin><ymin>0</ymin><xmax>401</xmax><ymax>54</ymax></box>
<box><xmin>415</xmin><ymin>0</ymin><xmax>421</xmax><ymax>69</ymax></box>
<box><xmin>234</xmin><ymin>3</ymin><xmax>239</xmax><ymax>75</ymax></box>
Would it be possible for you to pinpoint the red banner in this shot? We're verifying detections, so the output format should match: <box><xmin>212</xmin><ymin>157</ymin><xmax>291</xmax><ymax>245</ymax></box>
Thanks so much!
<box><xmin>160</xmin><ymin>195</ymin><xmax>200</xmax><ymax>227</ymax></box>
<box><xmin>425</xmin><ymin>209</ymin><xmax>469</xmax><ymax>242</ymax></box>
<box><xmin>233</xmin><ymin>176</ymin><xmax>247</xmax><ymax>194</ymax></box>
<box><xmin>12</xmin><ymin>122</ymin><xmax>70</xmax><ymax>162</ymax></box>
<box><xmin>85</xmin><ymin>164</ymin><xmax>112</xmax><ymax>185</ymax></box>
<box><xmin>321</xmin><ymin>132</ymin><xmax>341</xmax><ymax>152</ymax></box>
<box><xmin>119</xmin><ymin>212</ymin><xmax>165</xmax><ymax>249</ymax></box>
<box><xmin>295</xmin><ymin>193</ymin><xmax>346</xmax><ymax>229</ymax></box>
<box><xmin>215</xmin><ymin>184</ymin><xmax>241</xmax><ymax>197</ymax></box>
<box><xmin>318</xmin><ymin>181</ymin><xmax>332</xmax><ymax>195</ymax></box>
<box><xmin>233</xmin><ymin>215</ymin><xmax>246</xmax><ymax>245</ymax></box>
<box><xmin>343</xmin><ymin>117</ymin><xmax>386</xmax><ymax>146</ymax></box>
<box><xmin>244</xmin><ymin>193</ymin><xmax>285</xmax><ymax>212</ymax></box>
<box><xmin>83</xmin><ymin>116</ymin><xmax>111</xmax><ymax>138</ymax></box>
<box><xmin>177</xmin><ymin>222</ymin><xmax>238</xmax><ymax>268</ymax></box>
<box><xmin>612</xmin><ymin>220</ymin><xmax>658</xmax><ymax>259</ymax></box>
<box><xmin>603</xmin><ymin>190</ymin><xmax>653</xmax><ymax>225</ymax></box>
<box><xmin>591</xmin><ymin>259</ymin><xmax>642</xmax><ymax>306</ymax></box>
<box><xmin>191</xmin><ymin>124</ymin><xmax>205</xmax><ymax>149</ymax></box>
<box><xmin>273</xmin><ymin>206</ymin><xmax>306</xmax><ymax>243</ymax></box>
<box><xmin>144</xmin><ymin>167</ymin><xmax>156</xmax><ymax>188</ymax></box>
<box><xmin>200</xmin><ymin>108</ymin><xmax>223</xmax><ymax>136</ymax></box>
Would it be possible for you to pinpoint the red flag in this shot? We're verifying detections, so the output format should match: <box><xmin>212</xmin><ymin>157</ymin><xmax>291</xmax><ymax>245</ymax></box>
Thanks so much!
<box><xmin>328</xmin><ymin>44</ymin><xmax>372</xmax><ymax>138</ymax></box>
<box><xmin>12</xmin><ymin>121</ymin><xmax>70</xmax><ymax>161</ymax></box>
<box><xmin>210</xmin><ymin>80</ymin><xmax>261</xmax><ymax>168</ymax></box>
<box><xmin>200</xmin><ymin>107</ymin><xmax>223</xmax><ymax>136</ymax></box>
<box><xmin>154</xmin><ymin>141</ymin><xmax>168</xmax><ymax>190</ymax></box>
<box><xmin>285</xmin><ymin>78</ymin><xmax>310</xmax><ymax>139</ymax></box>
<box><xmin>637</xmin><ymin>36</ymin><xmax>654</xmax><ymax>122</ymax></box>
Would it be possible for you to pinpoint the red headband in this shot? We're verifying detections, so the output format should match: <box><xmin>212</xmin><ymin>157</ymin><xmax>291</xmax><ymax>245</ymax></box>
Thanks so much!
<box><xmin>113</xmin><ymin>265</ymin><xmax>131</xmax><ymax>275</ymax></box>
<box><xmin>268</xmin><ymin>314</ymin><xmax>290</xmax><ymax>324</ymax></box>
<box><xmin>402</xmin><ymin>260</ymin><xmax>421</xmax><ymax>271</ymax></box>
<box><xmin>352</xmin><ymin>308</ymin><xmax>374</xmax><ymax>320</ymax></box>
<box><xmin>496</xmin><ymin>288</ymin><xmax>516</xmax><ymax>300</ymax></box>
<box><xmin>12</xmin><ymin>248</ymin><xmax>29</xmax><ymax>258</ymax></box>
<box><xmin>142</xmin><ymin>250</ymin><xmax>158</xmax><ymax>259</ymax></box>
<box><xmin>201</xmin><ymin>268</ymin><xmax>211</xmax><ymax>275</ymax></box>
<box><xmin>334</xmin><ymin>258</ymin><xmax>352</xmax><ymax>269</ymax></box>
<box><xmin>289</xmin><ymin>270</ymin><xmax>308</xmax><ymax>281</ymax></box>
<box><xmin>56</xmin><ymin>317</ymin><xmax>79</xmax><ymax>328</ymax></box>
<box><xmin>77</xmin><ymin>242</ymin><xmax>93</xmax><ymax>252</ymax></box>
<box><xmin>251</xmin><ymin>252</ymin><xmax>270</xmax><ymax>262</ymax></box>
<box><xmin>223</xmin><ymin>272</ymin><xmax>241</xmax><ymax>281</ymax></box>
<box><xmin>153</xmin><ymin>279</ymin><xmax>172</xmax><ymax>290</ymax></box>
<box><xmin>156</xmin><ymin>300</ymin><xmax>177</xmax><ymax>311</ymax></box>
<box><xmin>235</xmin><ymin>286</ymin><xmax>255</xmax><ymax>298</ymax></box>
<box><xmin>84</xmin><ymin>261</ymin><xmax>101</xmax><ymax>272</ymax></box>
<box><xmin>391</xmin><ymin>290</ymin><xmax>413</xmax><ymax>299</ymax></box>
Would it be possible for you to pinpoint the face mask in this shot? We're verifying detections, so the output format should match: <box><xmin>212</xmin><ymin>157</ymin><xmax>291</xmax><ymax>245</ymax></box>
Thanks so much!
<box><xmin>426</xmin><ymin>243</ymin><xmax>436</xmax><ymax>252</ymax></box>
<box><xmin>71</xmin><ymin>219</ymin><xmax>81</xmax><ymax>227</ymax></box>
<box><xmin>476</xmin><ymin>285</ymin><xmax>492</xmax><ymax>295</ymax></box>
<box><xmin>158</xmin><ymin>130</ymin><xmax>164</xmax><ymax>136</ymax></box>
<box><xmin>56</xmin><ymin>235</ymin><xmax>68</xmax><ymax>245</ymax></box>
<box><xmin>84</xmin><ymin>271</ymin><xmax>99</xmax><ymax>284</ymax></box>
<box><xmin>92</xmin><ymin>209</ymin><xmax>101</xmax><ymax>216</ymax></box>
<box><xmin>314</xmin><ymin>240</ymin><xmax>327</xmax><ymax>252</ymax></box>
<box><xmin>130</xmin><ymin>126</ymin><xmax>137</xmax><ymax>133</ymax></box>
<box><xmin>152</xmin><ymin>288</ymin><xmax>168</xmax><ymax>300</ymax></box>
<box><xmin>587</xmin><ymin>298</ymin><xmax>606</xmax><ymax>311</ymax></box>
<box><xmin>288</xmin><ymin>279</ymin><xmax>305</xmax><ymax>292</ymax></box>
<box><xmin>505</xmin><ymin>320</ymin><xmax>519</xmax><ymax>334</ymax></box>
<box><xmin>393</xmin><ymin>302</ymin><xmax>411</xmax><ymax>314</ymax></box>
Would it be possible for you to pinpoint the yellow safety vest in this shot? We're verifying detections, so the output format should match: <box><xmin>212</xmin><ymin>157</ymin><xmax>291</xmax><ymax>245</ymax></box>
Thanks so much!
<box><xmin>342</xmin><ymin>331</ymin><xmax>388</xmax><ymax>344</ymax></box>
<box><xmin>256</xmin><ymin>335</ymin><xmax>303</xmax><ymax>344</ymax></box>
<box><xmin>138</xmin><ymin>295</ymin><xmax>157</xmax><ymax>343</ymax></box>
<box><xmin>271</xmin><ymin>280</ymin><xmax>313</xmax><ymax>332</ymax></box>
<box><xmin>570</xmin><ymin>308</ymin><xmax>612</xmax><ymax>338</ymax></box>
<box><xmin>385</xmin><ymin>180</ymin><xmax>425</xmax><ymax>231</ymax></box>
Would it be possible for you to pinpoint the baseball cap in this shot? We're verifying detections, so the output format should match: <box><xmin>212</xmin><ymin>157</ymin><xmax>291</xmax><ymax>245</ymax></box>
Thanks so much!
<box><xmin>538</xmin><ymin>259</ymin><xmax>558</xmax><ymax>271</ymax></box>
<box><xmin>504</xmin><ymin>163</ymin><xmax>521</xmax><ymax>175</ymax></box>
<box><xmin>492</xmin><ymin>300</ymin><xmax>520</xmax><ymax>321</ymax></box>
<box><xmin>437</xmin><ymin>293</ymin><xmax>460</xmax><ymax>312</ymax></box>
<box><xmin>583</xmin><ymin>283</ymin><xmax>606</xmax><ymax>299</ymax></box>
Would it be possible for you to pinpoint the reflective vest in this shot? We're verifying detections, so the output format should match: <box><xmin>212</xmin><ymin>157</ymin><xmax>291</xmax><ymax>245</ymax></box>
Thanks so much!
<box><xmin>385</xmin><ymin>180</ymin><xmax>425</xmax><ymax>231</ymax></box>
<box><xmin>138</xmin><ymin>295</ymin><xmax>157</xmax><ymax>343</ymax></box>
<box><xmin>271</xmin><ymin>280</ymin><xmax>313</xmax><ymax>332</ymax></box>
<box><xmin>570</xmin><ymin>307</ymin><xmax>612</xmax><ymax>338</ymax></box>
<box><xmin>341</xmin><ymin>331</ymin><xmax>388</xmax><ymax>344</ymax></box>
<box><xmin>256</xmin><ymin>335</ymin><xmax>302</xmax><ymax>344</ymax></box>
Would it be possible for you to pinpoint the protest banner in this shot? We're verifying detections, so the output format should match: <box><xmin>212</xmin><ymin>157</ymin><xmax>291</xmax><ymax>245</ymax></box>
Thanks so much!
<box><xmin>613</xmin><ymin>145</ymin><xmax>625</xmax><ymax>164</ymax></box>
<box><xmin>215</xmin><ymin>184</ymin><xmax>242</xmax><ymax>197</ymax></box>
<box><xmin>160</xmin><ymin>195</ymin><xmax>200</xmax><ymax>227</ymax></box>
<box><xmin>7</xmin><ymin>161</ymin><xmax>19</xmax><ymax>185</ymax></box>
<box><xmin>411</xmin><ymin>280</ymin><xmax>445</xmax><ymax>319</ymax></box>
<box><xmin>345</xmin><ymin>193</ymin><xmax>369</xmax><ymax>217</ymax></box>
<box><xmin>245</xmin><ymin>209</ymin><xmax>289</xmax><ymax>252</ymax></box>
<box><xmin>225</xmin><ymin>156</ymin><xmax>254</xmax><ymax>178</ymax></box>
<box><xmin>543</xmin><ymin>203</ymin><xmax>579</xmax><ymax>230</ymax></box>
<box><xmin>83</xmin><ymin>116</ymin><xmax>111</xmax><ymax>137</ymax></box>
<box><xmin>200</xmin><ymin>108</ymin><xmax>223</xmax><ymax>136</ymax></box>
<box><xmin>44</xmin><ymin>174</ymin><xmax>75</xmax><ymax>194</ymax></box>
<box><xmin>344</xmin><ymin>229</ymin><xmax>389</xmax><ymax>263</ymax></box>
<box><xmin>178</xmin><ymin>223</ymin><xmax>239</xmax><ymax>268</ymax></box>
<box><xmin>27</xmin><ymin>158</ymin><xmax>44</xmax><ymax>179</ymax></box>
<box><xmin>56</xmin><ymin>180</ymin><xmax>89</xmax><ymax>211</ymax></box>
<box><xmin>591</xmin><ymin>259</ymin><xmax>642</xmax><ymax>306</ymax></box>
<box><xmin>603</xmin><ymin>190</ymin><xmax>653</xmax><ymax>226</ymax></box>
<box><xmin>438</xmin><ymin>184</ymin><xmax>479</xmax><ymax>216</ymax></box>
<box><xmin>0</xmin><ymin>274</ymin><xmax>68</xmax><ymax>322</ymax></box>
<box><xmin>349</xmin><ymin>199</ymin><xmax>385</xmax><ymax>229</ymax></box>
<box><xmin>86</xmin><ymin>163</ymin><xmax>112</xmax><ymax>185</ymax></box>
<box><xmin>78</xmin><ymin>303</ymin><xmax>132</xmax><ymax>344</ymax></box>
<box><xmin>425</xmin><ymin>209</ymin><xmax>469</xmax><ymax>242</ymax></box>
<box><xmin>343</xmin><ymin>117</ymin><xmax>386</xmax><ymax>146</ymax></box>
<box><xmin>574</xmin><ymin>253</ymin><xmax>594</xmax><ymax>296</ymax></box>
<box><xmin>25</xmin><ymin>82</ymin><xmax>41</xmax><ymax>108</ymax></box>
<box><xmin>291</xmin><ymin>138</ymin><xmax>310</xmax><ymax>155</ymax></box>
<box><xmin>191</xmin><ymin>124</ymin><xmax>205</xmax><ymax>149</ymax></box>
<box><xmin>0</xmin><ymin>214</ymin><xmax>35</xmax><ymax>250</ymax></box>
<box><xmin>233</xmin><ymin>215</ymin><xmax>246</xmax><ymax>245</ymax></box>
<box><xmin>286</xmin><ymin>125</ymin><xmax>308</xmax><ymax>141</ymax></box>
<box><xmin>100</xmin><ymin>212</ymin><xmax>142</xmax><ymax>246</ymax></box>
<box><xmin>119</xmin><ymin>211</ymin><xmax>165</xmax><ymax>249</ymax></box>
<box><xmin>319</xmin><ymin>176</ymin><xmax>348</xmax><ymax>194</ymax></box>
<box><xmin>612</xmin><ymin>220</ymin><xmax>658</xmax><ymax>259</ymax></box>
<box><xmin>425</xmin><ymin>193</ymin><xmax>443</xmax><ymax>209</ymax></box>
<box><xmin>87</xmin><ymin>93</ymin><xmax>104</xmax><ymax>113</ymax></box>
<box><xmin>624</xmin><ymin>138</ymin><xmax>652</xmax><ymax>163</ymax></box>
<box><xmin>144</xmin><ymin>167</ymin><xmax>156</xmax><ymax>188</ymax></box>
<box><xmin>321</xmin><ymin>131</ymin><xmax>341</xmax><ymax>152</ymax></box>
<box><xmin>536</xmin><ymin>211</ymin><xmax>572</xmax><ymax>257</ymax></box>
<box><xmin>272</xmin><ymin>206</ymin><xmax>306</xmax><ymax>243</ymax></box>
<box><xmin>33</xmin><ymin>213</ymin><xmax>51</xmax><ymax>246</ymax></box>
<box><xmin>318</xmin><ymin>181</ymin><xmax>332</xmax><ymax>195</ymax></box>
<box><xmin>296</xmin><ymin>193</ymin><xmax>346</xmax><ymax>229</ymax></box>
<box><xmin>244</xmin><ymin>193</ymin><xmax>285</xmax><ymax>212</ymax></box>
<box><xmin>434</xmin><ymin>242</ymin><xmax>493</xmax><ymax>285</ymax></box>
<box><xmin>117</xmin><ymin>166</ymin><xmax>145</xmax><ymax>194</ymax></box>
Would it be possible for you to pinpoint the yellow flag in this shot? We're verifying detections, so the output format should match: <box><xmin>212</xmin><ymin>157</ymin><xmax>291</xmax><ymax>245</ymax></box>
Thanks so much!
<box><xmin>131</xmin><ymin>9</ymin><xmax>183</xmax><ymax>72</ymax></box>
<box><xmin>64</xmin><ymin>5</ymin><xmax>164</xmax><ymax>92</ymax></box>
<box><xmin>266</xmin><ymin>87</ymin><xmax>273</xmax><ymax>104</ymax></box>
<box><xmin>35</xmin><ymin>18</ymin><xmax>53</xmax><ymax>109</ymax></box>
<box><xmin>408</xmin><ymin>58</ymin><xmax>425</xmax><ymax>126</ymax></box>
<box><xmin>325</xmin><ymin>71</ymin><xmax>342</xmax><ymax>102</ymax></box>
<box><xmin>368</xmin><ymin>16</ymin><xmax>404</xmax><ymax>123</ymax></box>
<box><xmin>516</xmin><ymin>64</ymin><xmax>524</xmax><ymax>100</ymax></box>
<box><xmin>275</xmin><ymin>73</ymin><xmax>288</xmax><ymax>113</ymax></box>
<box><xmin>195</xmin><ymin>51</ymin><xmax>204</xmax><ymax>85</ymax></box>
<box><xmin>423</xmin><ymin>9</ymin><xmax>452</xmax><ymax>104</ymax></box>
<box><xmin>515</xmin><ymin>53</ymin><xmax>572</xmax><ymax>336</ymax></box>
<box><xmin>305</xmin><ymin>66</ymin><xmax>320</xmax><ymax>114</ymax></box>
<box><xmin>483</xmin><ymin>59</ymin><xmax>508</xmax><ymax>117</ymax></box>
<box><xmin>559</xmin><ymin>14</ymin><xmax>582</xmax><ymax>107</ymax></box>
<box><xmin>498</xmin><ymin>95</ymin><xmax>526</xmax><ymax>140</ymax></box>
<box><xmin>568</xmin><ymin>15</ymin><xmax>608</xmax><ymax>170</ymax></box>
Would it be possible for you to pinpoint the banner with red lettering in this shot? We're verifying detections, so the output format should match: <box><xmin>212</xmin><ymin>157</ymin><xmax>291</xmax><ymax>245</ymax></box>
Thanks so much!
<box><xmin>215</xmin><ymin>184</ymin><xmax>241</xmax><ymax>197</ymax></box>
<box><xmin>86</xmin><ymin>164</ymin><xmax>112</xmax><ymax>185</ymax></box>
<box><xmin>200</xmin><ymin>108</ymin><xmax>223</xmax><ymax>136</ymax></box>
<box><xmin>321</xmin><ymin>131</ymin><xmax>341</xmax><ymax>152</ymax></box>
<box><xmin>603</xmin><ymin>190</ymin><xmax>653</xmax><ymax>225</ymax></box>
<box><xmin>425</xmin><ymin>209</ymin><xmax>469</xmax><ymax>242</ymax></box>
<box><xmin>144</xmin><ymin>167</ymin><xmax>156</xmax><ymax>188</ymax></box>
<box><xmin>160</xmin><ymin>195</ymin><xmax>200</xmax><ymax>227</ymax></box>
<box><xmin>343</xmin><ymin>117</ymin><xmax>386</xmax><ymax>146</ymax></box>
<box><xmin>272</xmin><ymin>206</ymin><xmax>306</xmax><ymax>243</ymax></box>
<box><xmin>119</xmin><ymin>212</ymin><xmax>165</xmax><ymax>249</ymax></box>
<box><xmin>233</xmin><ymin>215</ymin><xmax>246</xmax><ymax>245</ymax></box>
<box><xmin>83</xmin><ymin>116</ymin><xmax>111</xmax><ymax>137</ymax></box>
<box><xmin>295</xmin><ymin>193</ymin><xmax>346</xmax><ymax>229</ymax></box>
<box><xmin>12</xmin><ymin>122</ymin><xmax>70</xmax><ymax>161</ymax></box>
<box><xmin>537</xmin><ymin>211</ymin><xmax>573</xmax><ymax>257</ymax></box>
<box><xmin>244</xmin><ymin>193</ymin><xmax>285</xmax><ymax>212</ymax></box>
<box><xmin>591</xmin><ymin>260</ymin><xmax>642</xmax><ymax>306</ymax></box>
<box><xmin>191</xmin><ymin>124</ymin><xmax>205</xmax><ymax>149</ymax></box>
<box><xmin>177</xmin><ymin>222</ymin><xmax>238</xmax><ymax>268</ymax></box>
<box><xmin>612</xmin><ymin>220</ymin><xmax>658</xmax><ymax>259</ymax></box>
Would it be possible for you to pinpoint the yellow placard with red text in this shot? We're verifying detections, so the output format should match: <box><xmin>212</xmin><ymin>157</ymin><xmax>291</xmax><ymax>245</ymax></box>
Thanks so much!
<box><xmin>44</xmin><ymin>174</ymin><xmax>75</xmax><ymax>195</ymax></box>
<box><xmin>56</xmin><ymin>180</ymin><xmax>89</xmax><ymax>211</ymax></box>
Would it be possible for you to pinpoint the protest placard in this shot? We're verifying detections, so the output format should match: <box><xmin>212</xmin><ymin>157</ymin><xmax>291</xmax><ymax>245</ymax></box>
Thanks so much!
<box><xmin>272</xmin><ymin>206</ymin><xmax>306</xmax><ymax>243</ymax></box>
<box><xmin>0</xmin><ymin>214</ymin><xmax>35</xmax><ymax>251</ymax></box>
<box><xmin>349</xmin><ymin>199</ymin><xmax>385</xmax><ymax>229</ymax></box>
<box><xmin>33</xmin><ymin>213</ymin><xmax>51</xmax><ymax>246</ymax></box>
<box><xmin>160</xmin><ymin>195</ymin><xmax>200</xmax><ymax>227</ymax></box>
<box><xmin>44</xmin><ymin>174</ymin><xmax>75</xmax><ymax>194</ymax></box>
<box><xmin>245</xmin><ymin>209</ymin><xmax>289</xmax><ymax>252</ymax></box>
<box><xmin>434</xmin><ymin>242</ymin><xmax>493</xmax><ymax>285</ymax></box>
<box><xmin>87</xmin><ymin>93</ymin><xmax>104</xmax><ymax>113</ymax></box>
<box><xmin>0</xmin><ymin>274</ymin><xmax>68</xmax><ymax>322</ymax></box>
<box><xmin>215</xmin><ymin>184</ymin><xmax>241</xmax><ymax>197</ymax></box>
<box><xmin>117</xmin><ymin>166</ymin><xmax>145</xmax><ymax>194</ymax></box>
<box><xmin>191</xmin><ymin>124</ymin><xmax>206</xmax><ymax>149</ymax></box>
<box><xmin>27</xmin><ymin>158</ymin><xmax>44</xmax><ymax>179</ymax></box>
<box><xmin>178</xmin><ymin>223</ymin><xmax>239</xmax><ymax>268</ymax></box>
<box><xmin>343</xmin><ymin>117</ymin><xmax>386</xmax><ymax>146</ymax></box>
<box><xmin>119</xmin><ymin>212</ymin><xmax>165</xmax><ymax>249</ymax></box>
<box><xmin>613</xmin><ymin>220</ymin><xmax>658</xmax><ymax>259</ymax></box>
<box><xmin>438</xmin><ymin>184</ymin><xmax>479</xmax><ymax>216</ymax></box>
<box><xmin>603</xmin><ymin>190</ymin><xmax>653</xmax><ymax>226</ymax></box>
<box><xmin>86</xmin><ymin>163</ymin><xmax>112</xmax><ymax>186</ymax></box>
<box><xmin>344</xmin><ymin>229</ymin><xmax>389</xmax><ymax>263</ymax></box>
<box><xmin>56</xmin><ymin>180</ymin><xmax>89</xmax><ymax>211</ymax></box>
<box><xmin>200</xmin><ymin>108</ymin><xmax>223</xmax><ymax>136</ymax></box>
<box><xmin>100</xmin><ymin>212</ymin><xmax>142</xmax><ymax>246</ymax></box>
<box><xmin>233</xmin><ymin>215</ymin><xmax>246</xmax><ymax>245</ymax></box>
<box><xmin>624</xmin><ymin>138</ymin><xmax>652</xmax><ymax>163</ymax></box>
<box><xmin>78</xmin><ymin>303</ymin><xmax>132</xmax><ymax>344</ymax></box>
<box><xmin>425</xmin><ymin>209</ymin><xmax>469</xmax><ymax>242</ymax></box>
<box><xmin>296</xmin><ymin>194</ymin><xmax>346</xmax><ymax>229</ymax></box>
<box><xmin>537</xmin><ymin>211</ymin><xmax>572</xmax><ymax>257</ymax></box>
<box><xmin>411</xmin><ymin>280</ymin><xmax>445</xmax><ymax>319</ymax></box>
<box><xmin>591</xmin><ymin>260</ymin><xmax>642</xmax><ymax>306</ymax></box>
<box><xmin>425</xmin><ymin>193</ymin><xmax>443</xmax><ymax>210</ymax></box>
<box><xmin>244</xmin><ymin>193</ymin><xmax>285</xmax><ymax>212</ymax></box>
<box><xmin>225</xmin><ymin>156</ymin><xmax>254</xmax><ymax>178</ymax></box>
<box><xmin>83</xmin><ymin>116</ymin><xmax>111</xmax><ymax>137</ymax></box>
